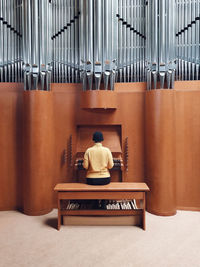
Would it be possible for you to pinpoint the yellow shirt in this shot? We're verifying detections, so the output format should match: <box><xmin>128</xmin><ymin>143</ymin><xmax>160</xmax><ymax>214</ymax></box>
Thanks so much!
<box><xmin>83</xmin><ymin>143</ymin><xmax>114</xmax><ymax>178</ymax></box>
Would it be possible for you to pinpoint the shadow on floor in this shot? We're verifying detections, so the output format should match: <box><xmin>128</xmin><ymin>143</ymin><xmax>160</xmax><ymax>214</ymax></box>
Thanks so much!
<box><xmin>44</xmin><ymin>218</ymin><xmax>58</xmax><ymax>230</ymax></box>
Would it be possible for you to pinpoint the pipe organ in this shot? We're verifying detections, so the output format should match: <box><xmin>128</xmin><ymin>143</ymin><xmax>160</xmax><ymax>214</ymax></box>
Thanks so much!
<box><xmin>0</xmin><ymin>0</ymin><xmax>199</xmax><ymax>89</ymax></box>
<box><xmin>0</xmin><ymin>1</ymin><xmax>200</xmax><ymax>217</ymax></box>
<box><xmin>22</xmin><ymin>0</ymin><xmax>52</xmax><ymax>90</ymax></box>
<box><xmin>176</xmin><ymin>0</ymin><xmax>200</xmax><ymax>81</ymax></box>
<box><xmin>0</xmin><ymin>0</ymin><xmax>23</xmax><ymax>82</ymax></box>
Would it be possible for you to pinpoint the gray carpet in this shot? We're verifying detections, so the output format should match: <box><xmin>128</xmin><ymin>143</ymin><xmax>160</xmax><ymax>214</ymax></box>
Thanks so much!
<box><xmin>0</xmin><ymin>209</ymin><xmax>200</xmax><ymax>267</ymax></box>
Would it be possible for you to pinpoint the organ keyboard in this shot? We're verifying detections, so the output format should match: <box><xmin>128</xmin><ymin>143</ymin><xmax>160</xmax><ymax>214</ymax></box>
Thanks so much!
<box><xmin>75</xmin><ymin>157</ymin><xmax>124</xmax><ymax>171</ymax></box>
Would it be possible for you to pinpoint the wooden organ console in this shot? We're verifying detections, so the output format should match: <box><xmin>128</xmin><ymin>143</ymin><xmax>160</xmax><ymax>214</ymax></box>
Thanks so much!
<box><xmin>74</xmin><ymin>126</ymin><xmax>124</xmax><ymax>181</ymax></box>
<box><xmin>0</xmin><ymin>0</ymin><xmax>200</xmax><ymax>218</ymax></box>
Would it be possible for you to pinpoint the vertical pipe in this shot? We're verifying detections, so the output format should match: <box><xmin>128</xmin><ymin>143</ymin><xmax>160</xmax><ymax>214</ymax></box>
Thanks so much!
<box><xmin>47</xmin><ymin>0</ymin><xmax>52</xmax><ymax>90</ymax></box>
<box><xmin>130</xmin><ymin>0</ymin><xmax>134</xmax><ymax>82</ymax></box>
<box><xmin>74</xmin><ymin>0</ymin><xmax>79</xmax><ymax>83</ymax></box>
<box><xmin>67</xmin><ymin>0</ymin><xmax>71</xmax><ymax>83</ymax></box>
<box><xmin>55</xmin><ymin>0</ymin><xmax>58</xmax><ymax>83</ymax></box>
<box><xmin>94</xmin><ymin>0</ymin><xmax>103</xmax><ymax>89</ymax></box>
<box><xmin>184</xmin><ymin>0</ymin><xmax>188</xmax><ymax>81</ymax></box>
<box><xmin>191</xmin><ymin>0</ymin><xmax>196</xmax><ymax>80</ymax></box>
<box><xmin>86</xmin><ymin>0</ymin><xmax>93</xmax><ymax>90</ymax></box>
<box><xmin>122</xmin><ymin>0</ymin><xmax>126</xmax><ymax>82</ymax></box>
<box><xmin>27</xmin><ymin>0</ymin><xmax>31</xmax><ymax>72</ymax></box>
<box><xmin>111</xmin><ymin>0</ymin><xmax>118</xmax><ymax>89</ymax></box>
<box><xmin>32</xmin><ymin>0</ymin><xmax>39</xmax><ymax>89</ymax></box>
<box><xmin>118</xmin><ymin>0</ymin><xmax>123</xmax><ymax>82</ymax></box>
<box><xmin>71</xmin><ymin>0</ymin><xmax>75</xmax><ymax>83</ymax></box>
<box><xmin>176</xmin><ymin>0</ymin><xmax>179</xmax><ymax>81</ymax></box>
<box><xmin>52</xmin><ymin>0</ymin><xmax>55</xmax><ymax>83</ymax></box>
<box><xmin>170</xmin><ymin>0</ymin><xmax>176</xmax><ymax>88</ymax></box>
<box><xmin>188</xmin><ymin>0</ymin><xmax>192</xmax><ymax>80</ymax></box>
<box><xmin>60</xmin><ymin>0</ymin><xmax>63</xmax><ymax>83</ymax></box>
<box><xmin>3</xmin><ymin>0</ymin><xmax>8</xmax><ymax>82</ymax></box>
<box><xmin>195</xmin><ymin>0</ymin><xmax>200</xmax><ymax>79</ymax></box>
<box><xmin>158</xmin><ymin>0</ymin><xmax>166</xmax><ymax>89</ymax></box>
<box><xmin>152</xmin><ymin>0</ymin><xmax>158</xmax><ymax>89</ymax></box>
<box><xmin>0</xmin><ymin>0</ymin><xmax>3</xmax><ymax>81</ymax></box>
<box><xmin>39</xmin><ymin>0</ymin><xmax>46</xmax><ymax>89</ymax></box>
<box><xmin>7</xmin><ymin>0</ymin><xmax>11</xmax><ymax>82</ymax></box>
<box><xmin>10</xmin><ymin>0</ymin><xmax>14</xmax><ymax>82</ymax></box>
<box><xmin>146</xmin><ymin>0</ymin><xmax>151</xmax><ymax>89</ymax></box>
<box><xmin>181</xmin><ymin>0</ymin><xmax>184</xmax><ymax>80</ymax></box>
<box><xmin>126</xmin><ymin>0</ymin><xmax>130</xmax><ymax>82</ymax></box>
<box><xmin>19</xmin><ymin>0</ymin><xmax>22</xmax><ymax>82</ymax></box>
<box><xmin>79</xmin><ymin>0</ymin><xmax>87</xmax><ymax>89</ymax></box>
<box><xmin>136</xmin><ymin>0</ymin><xmax>139</xmax><ymax>82</ymax></box>
<box><xmin>103</xmin><ymin>0</ymin><xmax>110</xmax><ymax>89</ymax></box>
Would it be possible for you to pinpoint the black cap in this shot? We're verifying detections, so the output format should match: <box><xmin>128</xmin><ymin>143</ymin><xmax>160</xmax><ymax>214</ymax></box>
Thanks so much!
<box><xmin>92</xmin><ymin>131</ymin><xmax>104</xmax><ymax>143</ymax></box>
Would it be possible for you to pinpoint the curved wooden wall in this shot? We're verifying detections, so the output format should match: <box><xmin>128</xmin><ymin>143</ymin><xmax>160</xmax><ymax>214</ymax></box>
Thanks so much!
<box><xmin>1</xmin><ymin>82</ymin><xmax>200</xmax><ymax>216</ymax></box>
<box><xmin>0</xmin><ymin>83</ymin><xmax>23</xmax><ymax>210</ymax></box>
<box><xmin>145</xmin><ymin>90</ymin><xmax>176</xmax><ymax>216</ymax></box>
<box><xmin>23</xmin><ymin>91</ymin><xmax>55</xmax><ymax>215</ymax></box>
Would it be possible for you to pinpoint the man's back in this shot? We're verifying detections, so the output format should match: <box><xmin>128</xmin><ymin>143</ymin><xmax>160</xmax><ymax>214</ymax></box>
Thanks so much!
<box><xmin>83</xmin><ymin>143</ymin><xmax>114</xmax><ymax>178</ymax></box>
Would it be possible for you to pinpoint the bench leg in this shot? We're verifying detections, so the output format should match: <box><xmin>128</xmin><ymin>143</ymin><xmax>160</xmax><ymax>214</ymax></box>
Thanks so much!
<box><xmin>142</xmin><ymin>210</ymin><xmax>146</xmax><ymax>230</ymax></box>
<box><xmin>57</xmin><ymin>211</ymin><xmax>61</xmax><ymax>230</ymax></box>
<box><xmin>57</xmin><ymin>196</ymin><xmax>61</xmax><ymax>230</ymax></box>
<box><xmin>143</xmin><ymin>193</ymin><xmax>146</xmax><ymax>230</ymax></box>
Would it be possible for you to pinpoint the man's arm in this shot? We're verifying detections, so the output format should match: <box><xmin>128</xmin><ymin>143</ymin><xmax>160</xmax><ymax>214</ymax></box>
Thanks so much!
<box><xmin>107</xmin><ymin>150</ymin><xmax>114</xmax><ymax>169</ymax></box>
<box><xmin>83</xmin><ymin>150</ymin><xmax>89</xmax><ymax>169</ymax></box>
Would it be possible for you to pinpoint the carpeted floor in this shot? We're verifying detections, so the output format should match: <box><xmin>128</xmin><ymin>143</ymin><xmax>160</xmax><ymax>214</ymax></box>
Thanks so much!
<box><xmin>0</xmin><ymin>209</ymin><xmax>200</xmax><ymax>267</ymax></box>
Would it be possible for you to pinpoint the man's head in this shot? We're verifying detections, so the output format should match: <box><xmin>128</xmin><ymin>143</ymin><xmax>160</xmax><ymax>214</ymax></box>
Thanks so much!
<box><xmin>92</xmin><ymin>131</ymin><xmax>104</xmax><ymax>143</ymax></box>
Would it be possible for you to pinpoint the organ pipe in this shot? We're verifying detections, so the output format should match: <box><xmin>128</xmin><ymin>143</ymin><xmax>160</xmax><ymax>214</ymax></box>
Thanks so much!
<box><xmin>0</xmin><ymin>0</ymin><xmax>199</xmax><ymax>90</ymax></box>
<box><xmin>22</xmin><ymin>0</ymin><xmax>52</xmax><ymax>90</ymax></box>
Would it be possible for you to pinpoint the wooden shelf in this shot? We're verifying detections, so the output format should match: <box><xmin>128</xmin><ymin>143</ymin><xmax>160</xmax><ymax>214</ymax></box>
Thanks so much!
<box><xmin>60</xmin><ymin>209</ymin><xmax>143</xmax><ymax>216</ymax></box>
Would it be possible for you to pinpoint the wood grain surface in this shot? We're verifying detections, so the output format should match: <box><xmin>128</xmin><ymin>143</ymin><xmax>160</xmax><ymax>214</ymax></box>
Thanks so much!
<box><xmin>0</xmin><ymin>83</ymin><xmax>23</xmax><ymax>210</ymax></box>
<box><xmin>0</xmin><ymin>81</ymin><xmax>200</xmax><ymax>215</ymax></box>
<box><xmin>54</xmin><ymin>182</ymin><xmax>149</xmax><ymax>192</ymax></box>
<box><xmin>145</xmin><ymin>90</ymin><xmax>176</xmax><ymax>216</ymax></box>
<box><xmin>23</xmin><ymin>91</ymin><xmax>55</xmax><ymax>215</ymax></box>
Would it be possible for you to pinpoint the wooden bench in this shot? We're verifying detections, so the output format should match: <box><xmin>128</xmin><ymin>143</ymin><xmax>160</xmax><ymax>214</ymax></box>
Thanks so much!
<box><xmin>54</xmin><ymin>182</ymin><xmax>150</xmax><ymax>230</ymax></box>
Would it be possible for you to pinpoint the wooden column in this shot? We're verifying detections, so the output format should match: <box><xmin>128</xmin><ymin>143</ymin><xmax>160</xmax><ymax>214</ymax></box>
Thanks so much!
<box><xmin>0</xmin><ymin>83</ymin><xmax>23</xmax><ymax>210</ymax></box>
<box><xmin>145</xmin><ymin>90</ymin><xmax>176</xmax><ymax>216</ymax></box>
<box><xmin>23</xmin><ymin>91</ymin><xmax>55</xmax><ymax>215</ymax></box>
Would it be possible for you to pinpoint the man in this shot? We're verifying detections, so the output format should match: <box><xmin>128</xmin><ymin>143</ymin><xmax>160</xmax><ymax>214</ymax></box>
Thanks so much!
<box><xmin>83</xmin><ymin>131</ymin><xmax>114</xmax><ymax>185</ymax></box>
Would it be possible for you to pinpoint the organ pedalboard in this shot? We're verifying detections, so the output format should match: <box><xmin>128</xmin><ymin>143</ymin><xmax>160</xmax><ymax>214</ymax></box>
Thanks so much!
<box><xmin>61</xmin><ymin>199</ymin><xmax>139</xmax><ymax>211</ymax></box>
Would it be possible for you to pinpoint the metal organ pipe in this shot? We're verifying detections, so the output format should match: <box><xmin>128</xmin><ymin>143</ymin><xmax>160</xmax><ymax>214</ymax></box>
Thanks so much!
<box><xmin>0</xmin><ymin>0</ymin><xmax>200</xmax><ymax>90</ymax></box>
<box><xmin>79</xmin><ymin>0</ymin><xmax>118</xmax><ymax>90</ymax></box>
<box><xmin>146</xmin><ymin>0</ymin><xmax>176</xmax><ymax>90</ymax></box>
<box><xmin>22</xmin><ymin>0</ymin><xmax>52</xmax><ymax>90</ymax></box>
<box><xmin>0</xmin><ymin>0</ymin><xmax>22</xmax><ymax>83</ymax></box>
<box><xmin>94</xmin><ymin>0</ymin><xmax>103</xmax><ymax>90</ymax></box>
<box><xmin>176</xmin><ymin>0</ymin><xmax>200</xmax><ymax>82</ymax></box>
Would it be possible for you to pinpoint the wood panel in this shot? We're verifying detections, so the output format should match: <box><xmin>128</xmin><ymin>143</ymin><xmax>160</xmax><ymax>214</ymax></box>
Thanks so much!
<box><xmin>51</xmin><ymin>83</ymin><xmax>79</xmax><ymax>201</ymax></box>
<box><xmin>54</xmin><ymin>182</ymin><xmax>149</xmax><ymax>191</ymax></box>
<box><xmin>174</xmin><ymin>80</ymin><xmax>200</xmax><ymax>90</ymax></box>
<box><xmin>23</xmin><ymin>91</ymin><xmax>55</xmax><ymax>215</ymax></box>
<box><xmin>80</xmin><ymin>90</ymin><xmax>117</xmax><ymax>109</ymax></box>
<box><xmin>175</xmin><ymin>90</ymin><xmax>200</xmax><ymax>210</ymax></box>
<box><xmin>145</xmin><ymin>90</ymin><xmax>176</xmax><ymax>216</ymax></box>
<box><xmin>51</xmin><ymin>83</ymin><xmax>145</xmax><ymax>193</ymax></box>
<box><xmin>0</xmin><ymin>83</ymin><xmax>23</xmax><ymax>210</ymax></box>
<box><xmin>76</xmin><ymin>125</ymin><xmax>122</xmax><ymax>153</ymax></box>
